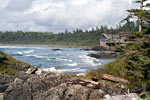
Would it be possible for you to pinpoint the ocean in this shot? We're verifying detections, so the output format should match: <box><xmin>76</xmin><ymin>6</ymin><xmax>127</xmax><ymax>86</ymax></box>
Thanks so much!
<box><xmin>0</xmin><ymin>45</ymin><xmax>113</xmax><ymax>75</ymax></box>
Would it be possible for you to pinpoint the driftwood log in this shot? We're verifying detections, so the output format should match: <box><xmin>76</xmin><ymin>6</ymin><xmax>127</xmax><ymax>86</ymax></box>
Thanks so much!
<box><xmin>67</xmin><ymin>79</ymin><xmax>101</xmax><ymax>89</ymax></box>
<box><xmin>101</xmin><ymin>74</ymin><xmax>128</xmax><ymax>84</ymax></box>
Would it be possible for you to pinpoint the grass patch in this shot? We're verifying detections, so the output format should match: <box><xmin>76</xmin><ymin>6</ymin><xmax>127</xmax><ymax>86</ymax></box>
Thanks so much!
<box><xmin>0</xmin><ymin>51</ymin><xmax>30</xmax><ymax>75</ymax></box>
<box><xmin>85</xmin><ymin>56</ymin><xmax>128</xmax><ymax>80</ymax></box>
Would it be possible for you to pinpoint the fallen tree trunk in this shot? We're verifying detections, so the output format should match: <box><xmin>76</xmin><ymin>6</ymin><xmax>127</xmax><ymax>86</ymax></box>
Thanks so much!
<box><xmin>67</xmin><ymin>79</ymin><xmax>100</xmax><ymax>89</ymax></box>
<box><xmin>101</xmin><ymin>74</ymin><xmax>128</xmax><ymax>84</ymax></box>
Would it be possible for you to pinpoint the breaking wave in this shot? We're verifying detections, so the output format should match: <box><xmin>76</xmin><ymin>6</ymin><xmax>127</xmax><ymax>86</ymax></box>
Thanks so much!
<box><xmin>66</xmin><ymin>62</ymin><xmax>78</xmax><ymax>66</ymax></box>
<box><xmin>79</xmin><ymin>55</ymin><xmax>101</xmax><ymax>66</ymax></box>
<box><xmin>41</xmin><ymin>67</ymin><xmax>87</xmax><ymax>73</ymax></box>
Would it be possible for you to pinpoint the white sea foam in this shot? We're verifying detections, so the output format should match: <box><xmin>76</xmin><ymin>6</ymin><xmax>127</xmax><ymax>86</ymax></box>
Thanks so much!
<box><xmin>23</xmin><ymin>50</ymin><xmax>34</xmax><ymax>54</ymax></box>
<box><xmin>25</xmin><ymin>55</ymin><xmax>47</xmax><ymax>59</ymax></box>
<box><xmin>13</xmin><ymin>51</ymin><xmax>23</xmax><ymax>55</ymax></box>
<box><xmin>79</xmin><ymin>55</ymin><xmax>101</xmax><ymax>66</ymax></box>
<box><xmin>66</xmin><ymin>62</ymin><xmax>78</xmax><ymax>66</ymax></box>
<box><xmin>17</xmin><ymin>51</ymin><xmax>23</xmax><ymax>55</ymax></box>
<box><xmin>56</xmin><ymin>51</ymin><xmax>62</xmax><ymax>53</ymax></box>
<box><xmin>41</xmin><ymin>67</ymin><xmax>87</xmax><ymax>73</ymax></box>
<box><xmin>56</xmin><ymin>58</ymin><xmax>73</xmax><ymax>62</ymax></box>
<box><xmin>13</xmin><ymin>50</ymin><xmax>34</xmax><ymax>55</ymax></box>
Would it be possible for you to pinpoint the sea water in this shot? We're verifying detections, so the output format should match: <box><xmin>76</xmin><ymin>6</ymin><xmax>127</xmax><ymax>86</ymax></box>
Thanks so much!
<box><xmin>0</xmin><ymin>46</ymin><xmax>113</xmax><ymax>75</ymax></box>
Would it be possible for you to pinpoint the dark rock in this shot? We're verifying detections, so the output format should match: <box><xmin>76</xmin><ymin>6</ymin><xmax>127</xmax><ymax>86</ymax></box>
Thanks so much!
<box><xmin>88</xmin><ymin>51</ymin><xmax>120</xmax><ymax>59</ymax></box>
<box><xmin>0</xmin><ymin>85</ymin><xmax>9</xmax><ymax>93</ymax></box>
<box><xmin>92</xmin><ymin>77</ymin><xmax>98</xmax><ymax>82</ymax></box>
<box><xmin>52</xmin><ymin>49</ymin><xmax>62</xmax><ymax>51</ymax></box>
<box><xmin>80</xmin><ymin>48</ymin><xmax>91</xmax><ymax>51</ymax></box>
<box><xmin>91</xmin><ymin>46</ymin><xmax>112</xmax><ymax>51</ymax></box>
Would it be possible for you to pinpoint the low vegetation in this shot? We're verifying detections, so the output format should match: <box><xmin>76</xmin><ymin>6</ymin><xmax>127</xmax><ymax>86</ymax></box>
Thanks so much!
<box><xmin>0</xmin><ymin>51</ymin><xmax>30</xmax><ymax>75</ymax></box>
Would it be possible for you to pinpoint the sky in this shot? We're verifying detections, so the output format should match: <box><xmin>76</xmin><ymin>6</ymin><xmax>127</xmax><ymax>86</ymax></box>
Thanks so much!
<box><xmin>0</xmin><ymin>0</ymin><xmax>138</xmax><ymax>33</ymax></box>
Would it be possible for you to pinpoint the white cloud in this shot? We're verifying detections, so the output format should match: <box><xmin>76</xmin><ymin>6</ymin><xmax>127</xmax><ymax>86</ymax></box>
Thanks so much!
<box><xmin>0</xmin><ymin>0</ymin><xmax>137</xmax><ymax>32</ymax></box>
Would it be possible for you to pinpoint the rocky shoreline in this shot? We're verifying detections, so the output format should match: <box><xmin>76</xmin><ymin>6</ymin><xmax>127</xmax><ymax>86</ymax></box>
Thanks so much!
<box><xmin>0</xmin><ymin>67</ymin><xmax>144</xmax><ymax>100</ymax></box>
<box><xmin>88</xmin><ymin>51</ymin><xmax>121</xmax><ymax>59</ymax></box>
<box><xmin>83</xmin><ymin>46</ymin><xmax>122</xmax><ymax>59</ymax></box>
<box><xmin>0</xmin><ymin>46</ymin><xmax>145</xmax><ymax>100</ymax></box>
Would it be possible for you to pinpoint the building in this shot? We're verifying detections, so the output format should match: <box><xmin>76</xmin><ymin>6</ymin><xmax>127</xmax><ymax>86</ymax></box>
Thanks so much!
<box><xmin>100</xmin><ymin>33</ymin><xmax>128</xmax><ymax>48</ymax></box>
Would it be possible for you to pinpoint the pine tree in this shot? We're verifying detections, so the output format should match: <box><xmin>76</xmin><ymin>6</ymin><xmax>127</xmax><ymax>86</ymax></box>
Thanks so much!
<box><xmin>122</xmin><ymin>0</ymin><xmax>150</xmax><ymax>32</ymax></box>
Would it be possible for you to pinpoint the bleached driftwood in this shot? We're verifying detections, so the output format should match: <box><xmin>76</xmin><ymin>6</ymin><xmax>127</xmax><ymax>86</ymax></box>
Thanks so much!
<box><xmin>101</xmin><ymin>74</ymin><xmax>128</xmax><ymax>83</ymax></box>
<box><xmin>67</xmin><ymin>79</ymin><xmax>101</xmax><ymax>89</ymax></box>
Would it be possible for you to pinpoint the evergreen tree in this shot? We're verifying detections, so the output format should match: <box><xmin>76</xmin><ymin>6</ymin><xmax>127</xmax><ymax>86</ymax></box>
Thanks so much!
<box><xmin>122</xmin><ymin>0</ymin><xmax>149</xmax><ymax>32</ymax></box>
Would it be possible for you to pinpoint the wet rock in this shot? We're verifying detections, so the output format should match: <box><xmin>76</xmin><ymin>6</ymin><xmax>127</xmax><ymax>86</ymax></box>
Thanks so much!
<box><xmin>52</xmin><ymin>49</ymin><xmax>62</xmax><ymax>51</ymax></box>
<box><xmin>80</xmin><ymin>48</ymin><xmax>91</xmax><ymax>51</ymax></box>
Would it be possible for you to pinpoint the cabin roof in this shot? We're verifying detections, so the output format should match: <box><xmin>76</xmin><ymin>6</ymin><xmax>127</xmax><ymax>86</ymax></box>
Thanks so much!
<box><xmin>102</xmin><ymin>33</ymin><xmax>120</xmax><ymax>39</ymax></box>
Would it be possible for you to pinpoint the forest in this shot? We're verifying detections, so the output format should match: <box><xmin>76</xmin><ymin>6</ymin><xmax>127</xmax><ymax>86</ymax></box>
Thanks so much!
<box><xmin>0</xmin><ymin>21</ymin><xmax>137</xmax><ymax>46</ymax></box>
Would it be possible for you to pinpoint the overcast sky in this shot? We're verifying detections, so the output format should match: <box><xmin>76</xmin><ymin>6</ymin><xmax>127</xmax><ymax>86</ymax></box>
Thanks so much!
<box><xmin>0</xmin><ymin>0</ymin><xmax>138</xmax><ymax>32</ymax></box>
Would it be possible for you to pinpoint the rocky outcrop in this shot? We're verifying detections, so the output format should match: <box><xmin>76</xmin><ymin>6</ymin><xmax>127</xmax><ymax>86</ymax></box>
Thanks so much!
<box><xmin>81</xmin><ymin>46</ymin><xmax>111</xmax><ymax>51</ymax></box>
<box><xmin>52</xmin><ymin>49</ymin><xmax>62</xmax><ymax>51</ymax></box>
<box><xmin>0</xmin><ymin>75</ymin><xmax>16</xmax><ymax>93</ymax></box>
<box><xmin>0</xmin><ymin>70</ymin><xmax>143</xmax><ymax>100</ymax></box>
<box><xmin>88</xmin><ymin>51</ymin><xmax>121</xmax><ymax>59</ymax></box>
<box><xmin>4</xmin><ymin>72</ymin><xmax>70</xmax><ymax>100</ymax></box>
<box><xmin>91</xmin><ymin>46</ymin><xmax>111</xmax><ymax>51</ymax></box>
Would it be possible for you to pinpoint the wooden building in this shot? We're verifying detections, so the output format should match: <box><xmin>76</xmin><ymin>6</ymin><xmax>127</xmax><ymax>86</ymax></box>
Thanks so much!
<box><xmin>100</xmin><ymin>33</ymin><xmax>128</xmax><ymax>48</ymax></box>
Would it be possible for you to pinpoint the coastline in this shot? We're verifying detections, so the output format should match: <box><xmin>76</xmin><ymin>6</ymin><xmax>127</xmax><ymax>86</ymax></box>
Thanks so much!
<box><xmin>0</xmin><ymin>43</ymin><xmax>92</xmax><ymax>49</ymax></box>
